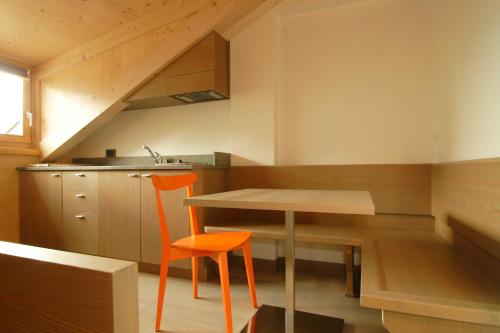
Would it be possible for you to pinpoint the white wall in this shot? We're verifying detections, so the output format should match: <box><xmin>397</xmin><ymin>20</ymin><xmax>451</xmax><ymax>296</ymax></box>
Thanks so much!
<box><xmin>432</xmin><ymin>0</ymin><xmax>500</xmax><ymax>163</ymax></box>
<box><xmin>230</xmin><ymin>11</ymin><xmax>278</xmax><ymax>166</ymax></box>
<box><xmin>230</xmin><ymin>0</ymin><xmax>500</xmax><ymax>165</ymax></box>
<box><xmin>276</xmin><ymin>0</ymin><xmax>435</xmax><ymax>165</ymax></box>
<box><xmin>68</xmin><ymin>100</ymin><xmax>230</xmax><ymax>158</ymax></box>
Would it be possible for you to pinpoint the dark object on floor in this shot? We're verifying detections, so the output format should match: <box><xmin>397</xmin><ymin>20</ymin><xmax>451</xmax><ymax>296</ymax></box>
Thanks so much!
<box><xmin>239</xmin><ymin>304</ymin><xmax>343</xmax><ymax>333</ymax></box>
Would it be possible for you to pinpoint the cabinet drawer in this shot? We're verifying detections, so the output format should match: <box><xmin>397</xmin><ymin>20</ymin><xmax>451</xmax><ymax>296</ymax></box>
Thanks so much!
<box><xmin>62</xmin><ymin>211</ymin><xmax>98</xmax><ymax>255</ymax></box>
<box><xmin>64</xmin><ymin>190</ymin><xmax>98</xmax><ymax>213</ymax></box>
<box><xmin>63</xmin><ymin>172</ymin><xmax>98</xmax><ymax>190</ymax></box>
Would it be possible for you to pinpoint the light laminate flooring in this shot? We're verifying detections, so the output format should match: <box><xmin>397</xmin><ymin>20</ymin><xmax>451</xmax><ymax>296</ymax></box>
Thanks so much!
<box><xmin>139</xmin><ymin>269</ymin><xmax>387</xmax><ymax>333</ymax></box>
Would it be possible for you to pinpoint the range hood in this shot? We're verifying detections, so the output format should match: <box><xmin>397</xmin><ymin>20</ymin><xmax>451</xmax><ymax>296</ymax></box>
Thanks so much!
<box><xmin>124</xmin><ymin>32</ymin><xmax>229</xmax><ymax>111</ymax></box>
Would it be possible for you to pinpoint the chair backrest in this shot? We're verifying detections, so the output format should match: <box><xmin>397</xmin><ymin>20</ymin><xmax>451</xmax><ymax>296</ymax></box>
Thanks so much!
<box><xmin>151</xmin><ymin>173</ymin><xmax>199</xmax><ymax>249</ymax></box>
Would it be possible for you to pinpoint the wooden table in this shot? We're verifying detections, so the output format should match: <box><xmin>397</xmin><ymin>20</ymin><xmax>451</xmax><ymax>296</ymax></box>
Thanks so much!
<box><xmin>185</xmin><ymin>188</ymin><xmax>375</xmax><ymax>333</ymax></box>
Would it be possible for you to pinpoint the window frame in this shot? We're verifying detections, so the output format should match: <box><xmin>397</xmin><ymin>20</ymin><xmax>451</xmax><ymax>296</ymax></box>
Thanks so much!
<box><xmin>0</xmin><ymin>62</ymin><xmax>32</xmax><ymax>146</ymax></box>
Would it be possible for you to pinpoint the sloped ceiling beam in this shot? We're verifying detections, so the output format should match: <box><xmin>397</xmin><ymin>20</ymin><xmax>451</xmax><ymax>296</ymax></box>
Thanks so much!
<box><xmin>34</xmin><ymin>0</ymin><xmax>280</xmax><ymax>161</ymax></box>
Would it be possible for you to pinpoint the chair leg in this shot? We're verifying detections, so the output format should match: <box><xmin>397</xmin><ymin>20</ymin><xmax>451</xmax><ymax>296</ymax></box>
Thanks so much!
<box><xmin>192</xmin><ymin>256</ymin><xmax>199</xmax><ymax>299</ymax></box>
<box><xmin>241</xmin><ymin>241</ymin><xmax>258</xmax><ymax>308</ymax></box>
<box><xmin>218</xmin><ymin>252</ymin><xmax>233</xmax><ymax>333</ymax></box>
<box><xmin>155</xmin><ymin>255</ymin><xmax>169</xmax><ymax>332</ymax></box>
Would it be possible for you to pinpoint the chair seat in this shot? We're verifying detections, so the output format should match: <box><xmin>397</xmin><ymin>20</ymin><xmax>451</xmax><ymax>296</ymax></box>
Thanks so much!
<box><xmin>172</xmin><ymin>231</ymin><xmax>252</xmax><ymax>252</ymax></box>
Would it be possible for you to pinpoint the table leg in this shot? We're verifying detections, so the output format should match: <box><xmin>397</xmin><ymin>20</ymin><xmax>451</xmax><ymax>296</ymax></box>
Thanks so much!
<box><xmin>285</xmin><ymin>210</ymin><xmax>295</xmax><ymax>333</ymax></box>
<box><xmin>239</xmin><ymin>210</ymin><xmax>344</xmax><ymax>333</ymax></box>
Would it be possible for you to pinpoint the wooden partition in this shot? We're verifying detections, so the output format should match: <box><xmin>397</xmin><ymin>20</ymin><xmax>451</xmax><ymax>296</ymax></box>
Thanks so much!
<box><xmin>0</xmin><ymin>241</ymin><xmax>138</xmax><ymax>333</ymax></box>
<box><xmin>225</xmin><ymin>165</ymin><xmax>432</xmax><ymax>228</ymax></box>
<box><xmin>432</xmin><ymin>158</ymin><xmax>500</xmax><ymax>283</ymax></box>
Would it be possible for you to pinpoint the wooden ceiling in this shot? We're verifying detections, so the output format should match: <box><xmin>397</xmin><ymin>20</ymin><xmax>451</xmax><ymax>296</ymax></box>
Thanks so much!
<box><xmin>0</xmin><ymin>0</ymin><xmax>174</xmax><ymax>66</ymax></box>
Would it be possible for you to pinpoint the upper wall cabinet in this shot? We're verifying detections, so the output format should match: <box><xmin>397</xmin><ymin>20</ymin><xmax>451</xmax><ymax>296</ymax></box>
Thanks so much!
<box><xmin>125</xmin><ymin>32</ymin><xmax>229</xmax><ymax>110</ymax></box>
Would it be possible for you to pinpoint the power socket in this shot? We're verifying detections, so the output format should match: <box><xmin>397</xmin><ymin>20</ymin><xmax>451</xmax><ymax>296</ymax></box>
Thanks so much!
<box><xmin>105</xmin><ymin>149</ymin><xmax>116</xmax><ymax>158</ymax></box>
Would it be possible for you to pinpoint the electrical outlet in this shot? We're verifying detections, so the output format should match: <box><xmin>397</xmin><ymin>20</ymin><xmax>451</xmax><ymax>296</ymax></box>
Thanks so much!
<box><xmin>106</xmin><ymin>149</ymin><xmax>116</xmax><ymax>158</ymax></box>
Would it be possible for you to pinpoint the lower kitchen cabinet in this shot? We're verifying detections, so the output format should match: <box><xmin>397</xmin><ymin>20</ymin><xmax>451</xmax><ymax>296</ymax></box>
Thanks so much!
<box><xmin>62</xmin><ymin>211</ymin><xmax>99</xmax><ymax>255</ymax></box>
<box><xmin>98</xmin><ymin>171</ymin><xmax>141</xmax><ymax>261</ymax></box>
<box><xmin>19</xmin><ymin>168</ymin><xmax>227</xmax><ymax>279</ymax></box>
<box><xmin>62</xmin><ymin>171</ymin><xmax>99</xmax><ymax>255</ymax></box>
<box><xmin>20</xmin><ymin>171</ymin><xmax>63</xmax><ymax>249</ymax></box>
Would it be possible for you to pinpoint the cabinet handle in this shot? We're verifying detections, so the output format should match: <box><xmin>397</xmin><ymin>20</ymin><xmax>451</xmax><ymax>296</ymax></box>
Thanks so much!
<box><xmin>75</xmin><ymin>194</ymin><xmax>86</xmax><ymax>198</ymax></box>
<box><xmin>142</xmin><ymin>174</ymin><xmax>152</xmax><ymax>178</ymax></box>
<box><xmin>75</xmin><ymin>215</ymin><xmax>86</xmax><ymax>220</ymax></box>
<box><xmin>75</xmin><ymin>173</ymin><xmax>86</xmax><ymax>177</ymax></box>
<box><xmin>127</xmin><ymin>173</ymin><xmax>140</xmax><ymax>178</ymax></box>
<box><xmin>51</xmin><ymin>173</ymin><xmax>60</xmax><ymax>177</ymax></box>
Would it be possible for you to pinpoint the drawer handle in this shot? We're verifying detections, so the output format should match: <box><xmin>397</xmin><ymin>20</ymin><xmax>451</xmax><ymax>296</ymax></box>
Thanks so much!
<box><xmin>75</xmin><ymin>173</ymin><xmax>86</xmax><ymax>177</ymax></box>
<box><xmin>51</xmin><ymin>173</ymin><xmax>60</xmax><ymax>177</ymax></box>
<box><xmin>127</xmin><ymin>173</ymin><xmax>140</xmax><ymax>178</ymax></box>
<box><xmin>75</xmin><ymin>215</ymin><xmax>86</xmax><ymax>220</ymax></box>
<box><xmin>75</xmin><ymin>194</ymin><xmax>86</xmax><ymax>198</ymax></box>
<box><xmin>142</xmin><ymin>174</ymin><xmax>152</xmax><ymax>178</ymax></box>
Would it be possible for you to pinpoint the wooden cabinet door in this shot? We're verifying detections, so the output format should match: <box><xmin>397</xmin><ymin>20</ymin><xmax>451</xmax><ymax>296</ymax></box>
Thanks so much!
<box><xmin>140</xmin><ymin>171</ymin><xmax>191</xmax><ymax>268</ymax></box>
<box><xmin>98</xmin><ymin>171</ymin><xmax>140</xmax><ymax>261</ymax></box>
<box><xmin>62</xmin><ymin>211</ymin><xmax>99</xmax><ymax>255</ymax></box>
<box><xmin>20</xmin><ymin>171</ymin><xmax>62</xmax><ymax>249</ymax></box>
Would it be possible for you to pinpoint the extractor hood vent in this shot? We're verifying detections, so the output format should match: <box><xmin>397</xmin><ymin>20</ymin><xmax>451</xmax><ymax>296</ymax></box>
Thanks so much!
<box><xmin>125</xmin><ymin>32</ymin><xmax>229</xmax><ymax>111</ymax></box>
<box><xmin>172</xmin><ymin>90</ymin><xmax>226</xmax><ymax>104</ymax></box>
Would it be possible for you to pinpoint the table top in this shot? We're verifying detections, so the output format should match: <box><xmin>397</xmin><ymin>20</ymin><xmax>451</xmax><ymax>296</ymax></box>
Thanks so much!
<box><xmin>184</xmin><ymin>188</ymin><xmax>375</xmax><ymax>215</ymax></box>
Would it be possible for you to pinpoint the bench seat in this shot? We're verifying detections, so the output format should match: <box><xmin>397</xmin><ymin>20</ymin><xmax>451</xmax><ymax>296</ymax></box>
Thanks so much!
<box><xmin>205</xmin><ymin>222</ymin><xmax>433</xmax><ymax>246</ymax></box>
<box><xmin>362</xmin><ymin>235</ymin><xmax>500</xmax><ymax>331</ymax></box>
<box><xmin>204</xmin><ymin>221</ymin><xmax>500</xmax><ymax>332</ymax></box>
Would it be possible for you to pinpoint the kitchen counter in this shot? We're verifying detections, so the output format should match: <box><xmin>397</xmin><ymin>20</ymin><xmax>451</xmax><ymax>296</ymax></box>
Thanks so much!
<box><xmin>17</xmin><ymin>164</ymin><xmax>225</xmax><ymax>171</ymax></box>
<box><xmin>17</xmin><ymin>152</ymin><xmax>230</xmax><ymax>171</ymax></box>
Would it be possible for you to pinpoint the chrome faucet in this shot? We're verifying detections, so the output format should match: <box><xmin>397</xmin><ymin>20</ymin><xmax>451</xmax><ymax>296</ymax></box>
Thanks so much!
<box><xmin>142</xmin><ymin>145</ymin><xmax>162</xmax><ymax>165</ymax></box>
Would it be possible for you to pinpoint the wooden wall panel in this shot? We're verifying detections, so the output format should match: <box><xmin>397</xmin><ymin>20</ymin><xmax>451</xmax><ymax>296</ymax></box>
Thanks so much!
<box><xmin>432</xmin><ymin>158</ymin><xmax>500</xmax><ymax>246</ymax></box>
<box><xmin>224</xmin><ymin>165</ymin><xmax>432</xmax><ymax>229</ymax></box>
<box><xmin>0</xmin><ymin>154</ymin><xmax>38</xmax><ymax>242</ymax></box>
<box><xmin>432</xmin><ymin>158</ymin><xmax>500</xmax><ymax>282</ymax></box>
<box><xmin>34</xmin><ymin>0</ymin><xmax>272</xmax><ymax>161</ymax></box>
<box><xmin>229</xmin><ymin>165</ymin><xmax>432</xmax><ymax>215</ymax></box>
<box><xmin>0</xmin><ymin>0</ymin><xmax>184</xmax><ymax>66</ymax></box>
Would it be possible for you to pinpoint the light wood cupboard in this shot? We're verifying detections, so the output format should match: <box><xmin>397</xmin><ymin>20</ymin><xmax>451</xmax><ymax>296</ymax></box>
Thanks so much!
<box><xmin>20</xmin><ymin>171</ymin><xmax>63</xmax><ymax>249</ymax></box>
<box><xmin>62</xmin><ymin>171</ymin><xmax>98</xmax><ymax>190</ymax></box>
<box><xmin>98</xmin><ymin>171</ymin><xmax>140</xmax><ymax>261</ymax></box>
<box><xmin>62</xmin><ymin>171</ymin><xmax>99</xmax><ymax>255</ymax></box>
<box><xmin>62</xmin><ymin>211</ymin><xmax>99</xmax><ymax>255</ymax></box>
<box><xmin>125</xmin><ymin>32</ymin><xmax>229</xmax><ymax>110</ymax></box>
<box><xmin>63</xmin><ymin>190</ymin><xmax>99</xmax><ymax>212</ymax></box>
<box><xmin>19</xmin><ymin>169</ymin><xmax>227</xmax><ymax>278</ymax></box>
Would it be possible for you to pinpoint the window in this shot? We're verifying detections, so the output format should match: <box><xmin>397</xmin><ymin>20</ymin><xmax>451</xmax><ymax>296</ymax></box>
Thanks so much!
<box><xmin>0</xmin><ymin>62</ymin><xmax>31</xmax><ymax>144</ymax></box>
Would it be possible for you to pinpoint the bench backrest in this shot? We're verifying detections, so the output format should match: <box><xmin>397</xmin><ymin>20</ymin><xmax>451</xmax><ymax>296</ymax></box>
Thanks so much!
<box><xmin>432</xmin><ymin>158</ymin><xmax>500</xmax><ymax>284</ymax></box>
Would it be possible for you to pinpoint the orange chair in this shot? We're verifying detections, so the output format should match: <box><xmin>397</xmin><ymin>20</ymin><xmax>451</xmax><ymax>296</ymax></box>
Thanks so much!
<box><xmin>152</xmin><ymin>173</ymin><xmax>257</xmax><ymax>333</ymax></box>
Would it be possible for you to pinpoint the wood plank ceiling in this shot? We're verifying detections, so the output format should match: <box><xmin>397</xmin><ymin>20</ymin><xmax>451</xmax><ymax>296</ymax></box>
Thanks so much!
<box><xmin>0</xmin><ymin>0</ymin><xmax>172</xmax><ymax>66</ymax></box>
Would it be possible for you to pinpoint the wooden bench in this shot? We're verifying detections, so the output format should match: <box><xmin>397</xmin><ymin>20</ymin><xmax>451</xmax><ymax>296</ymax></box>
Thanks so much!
<box><xmin>205</xmin><ymin>214</ymin><xmax>434</xmax><ymax>297</ymax></box>
<box><xmin>361</xmin><ymin>235</ymin><xmax>500</xmax><ymax>332</ymax></box>
<box><xmin>205</xmin><ymin>217</ymin><xmax>500</xmax><ymax>332</ymax></box>
<box><xmin>0</xmin><ymin>241</ymin><xmax>139</xmax><ymax>333</ymax></box>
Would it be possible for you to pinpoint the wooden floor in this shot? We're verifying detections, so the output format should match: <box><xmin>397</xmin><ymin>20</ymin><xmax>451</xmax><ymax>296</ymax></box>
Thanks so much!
<box><xmin>138</xmin><ymin>268</ymin><xmax>387</xmax><ymax>333</ymax></box>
